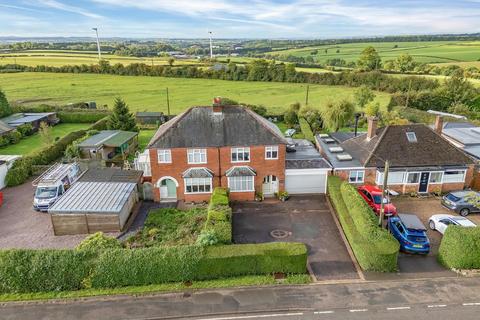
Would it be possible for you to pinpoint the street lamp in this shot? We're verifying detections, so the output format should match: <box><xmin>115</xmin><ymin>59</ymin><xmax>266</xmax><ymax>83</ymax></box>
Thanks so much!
<box><xmin>92</xmin><ymin>27</ymin><xmax>101</xmax><ymax>61</ymax></box>
<box><xmin>208</xmin><ymin>31</ymin><xmax>213</xmax><ymax>59</ymax></box>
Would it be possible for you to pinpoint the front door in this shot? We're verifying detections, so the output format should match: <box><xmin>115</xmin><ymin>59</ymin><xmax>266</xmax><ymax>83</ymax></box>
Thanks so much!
<box><xmin>262</xmin><ymin>175</ymin><xmax>279</xmax><ymax>196</ymax></box>
<box><xmin>160</xmin><ymin>179</ymin><xmax>177</xmax><ymax>199</ymax></box>
<box><xmin>419</xmin><ymin>172</ymin><xmax>430</xmax><ymax>193</ymax></box>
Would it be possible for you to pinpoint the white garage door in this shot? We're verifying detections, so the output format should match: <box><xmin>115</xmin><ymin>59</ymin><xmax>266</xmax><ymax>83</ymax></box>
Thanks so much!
<box><xmin>285</xmin><ymin>169</ymin><xmax>328</xmax><ymax>194</ymax></box>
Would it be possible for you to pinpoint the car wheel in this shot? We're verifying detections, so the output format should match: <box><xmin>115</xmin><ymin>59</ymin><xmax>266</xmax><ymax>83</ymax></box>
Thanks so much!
<box><xmin>429</xmin><ymin>220</ymin><xmax>435</xmax><ymax>230</ymax></box>
<box><xmin>460</xmin><ymin>208</ymin><xmax>470</xmax><ymax>217</ymax></box>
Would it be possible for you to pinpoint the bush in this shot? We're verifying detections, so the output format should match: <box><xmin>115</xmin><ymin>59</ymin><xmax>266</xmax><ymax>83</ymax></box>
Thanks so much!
<box><xmin>196</xmin><ymin>229</ymin><xmax>219</xmax><ymax>246</ymax></box>
<box><xmin>328</xmin><ymin>177</ymin><xmax>399</xmax><ymax>272</ymax></box>
<box><xmin>76</xmin><ymin>232</ymin><xmax>121</xmax><ymax>251</ymax></box>
<box><xmin>438</xmin><ymin>226</ymin><xmax>480</xmax><ymax>269</ymax></box>
<box><xmin>16</xmin><ymin>124</ymin><xmax>33</xmax><ymax>137</ymax></box>
<box><xmin>196</xmin><ymin>242</ymin><xmax>307</xmax><ymax>280</ymax></box>
<box><xmin>0</xmin><ymin>249</ymin><xmax>93</xmax><ymax>293</ymax></box>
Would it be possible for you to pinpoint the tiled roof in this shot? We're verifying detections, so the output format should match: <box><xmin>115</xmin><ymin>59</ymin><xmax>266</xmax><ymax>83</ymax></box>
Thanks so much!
<box><xmin>182</xmin><ymin>167</ymin><xmax>214</xmax><ymax>178</ymax></box>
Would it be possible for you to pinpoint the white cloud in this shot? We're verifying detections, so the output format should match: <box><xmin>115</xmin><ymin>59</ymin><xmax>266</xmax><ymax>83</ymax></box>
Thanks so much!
<box><xmin>33</xmin><ymin>0</ymin><xmax>103</xmax><ymax>19</ymax></box>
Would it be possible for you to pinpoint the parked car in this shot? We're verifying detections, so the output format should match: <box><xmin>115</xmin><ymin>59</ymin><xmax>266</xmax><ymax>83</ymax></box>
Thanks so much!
<box><xmin>442</xmin><ymin>191</ymin><xmax>480</xmax><ymax>217</ymax></box>
<box><xmin>284</xmin><ymin>129</ymin><xmax>296</xmax><ymax>137</ymax></box>
<box><xmin>357</xmin><ymin>185</ymin><xmax>397</xmax><ymax>217</ymax></box>
<box><xmin>429</xmin><ymin>214</ymin><xmax>476</xmax><ymax>235</ymax></box>
<box><xmin>388</xmin><ymin>213</ymin><xmax>430</xmax><ymax>254</ymax></box>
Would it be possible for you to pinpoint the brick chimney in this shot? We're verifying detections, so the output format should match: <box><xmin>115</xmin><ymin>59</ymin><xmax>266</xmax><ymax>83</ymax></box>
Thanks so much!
<box><xmin>367</xmin><ymin>116</ymin><xmax>378</xmax><ymax>140</ymax></box>
<box><xmin>434</xmin><ymin>115</ymin><xmax>443</xmax><ymax>135</ymax></box>
<box><xmin>212</xmin><ymin>96</ymin><xmax>223</xmax><ymax>114</ymax></box>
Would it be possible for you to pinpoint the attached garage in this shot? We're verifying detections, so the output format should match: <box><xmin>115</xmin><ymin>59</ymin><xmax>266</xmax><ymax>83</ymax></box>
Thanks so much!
<box><xmin>285</xmin><ymin>139</ymin><xmax>332</xmax><ymax>195</ymax></box>
<box><xmin>285</xmin><ymin>168</ymin><xmax>328</xmax><ymax>194</ymax></box>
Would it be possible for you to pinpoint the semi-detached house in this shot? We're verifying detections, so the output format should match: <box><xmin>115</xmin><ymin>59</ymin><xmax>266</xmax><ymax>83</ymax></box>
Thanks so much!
<box><xmin>143</xmin><ymin>103</ymin><xmax>330</xmax><ymax>202</ymax></box>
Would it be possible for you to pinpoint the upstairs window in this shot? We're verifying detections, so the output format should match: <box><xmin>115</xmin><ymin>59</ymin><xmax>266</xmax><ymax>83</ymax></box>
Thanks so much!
<box><xmin>187</xmin><ymin>149</ymin><xmax>207</xmax><ymax>164</ymax></box>
<box><xmin>265</xmin><ymin>146</ymin><xmax>279</xmax><ymax>160</ymax></box>
<box><xmin>157</xmin><ymin>149</ymin><xmax>171</xmax><ymax>163</ymax></box>
<box><xmin>231</xmin><ymin>147</ymin><xmax>250</xmax><ymax>162</ymax></box>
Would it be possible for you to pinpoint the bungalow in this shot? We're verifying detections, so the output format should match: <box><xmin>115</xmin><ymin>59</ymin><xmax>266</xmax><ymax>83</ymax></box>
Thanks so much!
<box><xmin>316</xmin><ymin>116</ymin><xmax>475</xmax><ymax>194</ymax></box>
<box><xmin>0</xmin><ymin>120</ymin><xmax>14</xmax><ymax>137</ymax></box>
<box><xmin>0</xmin><ymin>112</ymin><xmax>58</xmax><ymax>130</ymax></box>
<box><xmin>135</xmin><ymin>112</ymin><xmax>167</xmax><ymax>125</ymax></box>
<box><xmin>78</xmin><ymin>130</ymin><xmax>138</xmax><ymax>163</ymax></box>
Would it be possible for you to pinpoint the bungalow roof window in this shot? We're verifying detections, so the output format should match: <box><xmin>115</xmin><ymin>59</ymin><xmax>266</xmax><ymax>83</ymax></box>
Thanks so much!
<box><xmin>406</xmin><ymin>132</ymin><xmax>417</xmax><ymax>143</ymax></box>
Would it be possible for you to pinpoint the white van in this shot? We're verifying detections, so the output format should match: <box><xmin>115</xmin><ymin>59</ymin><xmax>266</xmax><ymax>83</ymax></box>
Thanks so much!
<box><xmin>33</xmin><ymin>163</ymin><xmax>81</xmax><ymax>212</ymax></box>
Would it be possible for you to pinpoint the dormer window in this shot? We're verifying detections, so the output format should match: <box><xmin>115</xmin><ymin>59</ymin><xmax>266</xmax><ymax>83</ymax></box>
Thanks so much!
<box><xmin>406</xmin><ymin>132</ymin><xmax>417</xmax><ymax>143</ymax></box>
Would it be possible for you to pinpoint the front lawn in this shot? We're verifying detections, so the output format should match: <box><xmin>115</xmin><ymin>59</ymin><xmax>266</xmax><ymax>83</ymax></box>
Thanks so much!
<box><xmin>125</xmin><ymin>208</ymin><xmax>207</xmax><ymax>247</ymax></box>
<box><xmin>0</xmin><ymin>123</ymin><xmax>91</xmax><ymax>155</ymax></box>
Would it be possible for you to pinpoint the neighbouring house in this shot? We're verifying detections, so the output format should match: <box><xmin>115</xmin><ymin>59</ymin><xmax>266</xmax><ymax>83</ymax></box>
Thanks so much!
<box><xmin>141</xmin><ymin>102</ymin><xmax>331</xmax><ymax>202</ymax></box>
<box><xmin>135</xmin><ymin>112</ymin><xmax>167</xmax><ymax>125</ymax></box>
<box><xmin>316</xmin><ymin>116</ymin><xmax>475</xmax><ymax>194</ymax></box>
<box><xmin>0</xmin><ymin>112</ymin><xmax>59</xmax><ymax>130</ymax></box>
<box><xmin>78</xmin><ymin>130</ymin><xmax>139</xmax><ymax>163</ymax></box>
<box><xmin>0</xmin><ymin>120</ymin><xmax>14</xmax><ymax>137</ymax></box>
<box><xmin>438</xmin><ymin>120</ymin><xmax>480</xmax><ymax>190</ymax></box>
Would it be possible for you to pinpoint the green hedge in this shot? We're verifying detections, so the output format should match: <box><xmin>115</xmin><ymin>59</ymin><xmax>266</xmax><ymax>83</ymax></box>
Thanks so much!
<box><xmin>204</xmin><ymin>187</ymin><xmax>232</xmax><ymax>244</ymax></box>
<box><xmin>438</xmin><ymin>226</ymin><xmax>480</xmax><ymax>269</ymax></box>
<box><xmin>328</xmin><ymin>176</ymin><xmax>399</xmax><ymax>272</ymax></box>
<box><xmin>58</xmin><ymin>111</ymin><xmax>111</xmax><ymax>123</ymax></box>
<box><xmin>0</xmin><ymin>250</ymin><xmax>93</xmax><ymax>293</ymax></box>
<box><xmin>299</xmin><ymin>117</ymin><xmax>315</xmax><ymax>142</ymax></box>
<box><xmin>196</xmin><ymin>243</ymin><xmax>307</xmax><ymax>279</ymax></box>
<box><xmin>5</xmin><ymin>117</ymin><xmax>108</xmax><ymax>187</ymax></box>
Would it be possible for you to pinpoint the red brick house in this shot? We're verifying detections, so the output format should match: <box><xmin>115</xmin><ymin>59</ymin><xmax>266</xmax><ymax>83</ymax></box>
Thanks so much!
<box><xmin>145</xmin><ymin>104</ymin><xmax>289</xmax><ymax>202</ymax></box>
<box><xmin>316</xmin><ymin>117</ymin><xmax>475</xmax><ymax>194</ymax></box>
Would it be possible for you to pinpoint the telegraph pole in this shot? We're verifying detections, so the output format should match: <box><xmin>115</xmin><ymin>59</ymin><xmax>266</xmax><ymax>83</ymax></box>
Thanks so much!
<box><xmin>166</xmin><ymin>87</ymin><xmax>171</xmax><ymax>118</ymax></box>
<box><xmin>379</xmin><ymin>160</ymin><xmax>390</xmax><ymax>227</ymax></box>
<box><xmin>208</xmin><ymin>31</ymin><xmax>213</xmax><ymax>59</ymax></box>
<box><xmin>92</xmin><ymin>27</ymin><xmax>101</xmax><ymax>61</ymax></box>
<box><xmin>305</xmin><ymin>85</ymin><xmax>310</xmax><ymax>106</ymax></box>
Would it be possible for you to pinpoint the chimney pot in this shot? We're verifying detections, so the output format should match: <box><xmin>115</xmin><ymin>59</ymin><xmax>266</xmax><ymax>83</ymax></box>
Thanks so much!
<box><xmin>367</xmin><ymin>116</ymin><xmax>378</xmax><ymax>140</ymax></box>
<box><xmin>434</xmin><ymin>115</ymin><xmax>443</xmax><ymax>134</ymax></box>
<box><xmin>213</xmin><ymin>96</ymin><xmax>223</xmax><ymax>113</ymax></box>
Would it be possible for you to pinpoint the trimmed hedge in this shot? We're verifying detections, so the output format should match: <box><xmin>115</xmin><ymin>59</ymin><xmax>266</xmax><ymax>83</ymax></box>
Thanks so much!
<box><xmin>328</xmin><ymin>176</ymin><xmax>399</xmax><ymax>272</ymax></box>
<box><xmin>0</xmin><ymin>250</ymin><xmax>93</xmax><ymax>293</ymax></box>
<box><xmin>299</xmin><ymin>117</ymin><xmax>315</xmax><ymax>142</ymax></box>
<box><xmin>438</xmin><ymin>226</ymin><xmax>480</xmax><ymax>269</ymax></box>
<box><xmin>204</xmin><ymin>187</ymin><xmax>232</xmax><ymax>244</ymax></box>
<box><xmin>5</xmin><ymin>117</ymin><xmax>108</xmax><ymax>187</ymax></box>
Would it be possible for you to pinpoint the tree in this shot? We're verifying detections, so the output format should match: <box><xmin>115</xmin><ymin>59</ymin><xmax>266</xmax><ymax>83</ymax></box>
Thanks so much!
<box><xmin>321</xmin><ymin>100</ymin><xmax>355</xmax><ymax>132</ymax></box>
<box><xmin>107</xmin><ymin>98</ymin><xmax>138</xmax><ymax>132</ymax></box>
<box><xmin>441</xmin><ymin>70</ymin><xmax>478</xmax><ymax>107</ymax></box>
<box><xmin>39</xmin><ymin>121</ymin><xmax>53</xmax><ymax>146</ymax></box>
<box><xmin>299</xmin><ymin>106</ymin><xmax>323</xmax><ymax>132</ymax></box>
<box><xmin>394</xmin><ymin>53</ymin><xmax>416</xmax><ymax>72</ymax></box>
<box><xmin>283</xmin><ymin>103</ymin><xmax>300</xmax><ymax>126</ymax></box>
<box><xmin>0</xmin><ymin>88</ymin><xmax>13</xmax><ymax>118</ymax></box>
<box><xmin>168</xmin><ymin>58</ymin><xmax>175</xmax><ymax>66</ymax></box>
<box><xmin>365</xmin><ymin>102</ymin><xmax>381</xmax><ymax>117</ymax></box>
<box><xmin>357</xmin><ymin>46</ymin><xmax>382</xmax><ymax>71</ymax></box>
<box><xmin>354</xmin><ymin>86</ymin><xmax>375</xmax><ymax>109</ymax></box>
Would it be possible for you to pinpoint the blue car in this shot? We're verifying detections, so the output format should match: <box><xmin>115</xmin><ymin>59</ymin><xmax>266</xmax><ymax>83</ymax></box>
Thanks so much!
<box><xmin>388</xmin><ymin>213</ymin><xmax>430</xmax><ymax>254</ymax></box>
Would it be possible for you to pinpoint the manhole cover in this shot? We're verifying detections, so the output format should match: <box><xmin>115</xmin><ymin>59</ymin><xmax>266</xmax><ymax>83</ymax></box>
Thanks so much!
<box><xmin>270</xmin><ymin>229</ymin><xmax>291</xmax><ymax>239</ymax></box>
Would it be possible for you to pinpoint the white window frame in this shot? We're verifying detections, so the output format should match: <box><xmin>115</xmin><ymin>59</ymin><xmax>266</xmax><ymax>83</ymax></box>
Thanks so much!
<box><xmin>429</xmin><ymin>171</ymin><xmax>444</xmax><ymax>184</ymax></box>
<box><xmin>443</xmin><ymin>170</ymin><xmax>466</xmax><ymax>183</ymax></box>
<box><xmin>187</xmin><ymin>149</ymin><xmax>207</xmax><ymax>164</ymax></box>
<box><xmin>231</xmin><ymin>147</ymin><xmax>250</xmax><ymax>163</ymax></box>
<box><xmin>184</xmin><ymin>177</ymin><xmax>212</xmax><ymax>194</ymax></box>
<box><xmin>406</xmin><ymin>172</ymin><xmax>421</xmax><ymax>184</ymax></box>
<box><xmin>349</xmin><ymin>170</ymin><xmax>365</xmax><ymax>183</ymax></box>
<box><xmin>228</xmin><ymin>176</ymin><xmax>255</xmax><ymax>192</ymax></box>
<box><xmin>376</xmin><ymin>171</ymin><xmax>405</xmax><ymax>185</ymax></box>
<box><xmin>157</xmin><ymin>149</ymin><xmax>172</xmax><ymax>163</ymax></box>
<box><xmin>265</xmin><ymin>145</ymin><xmax>279</xmax><ymax>160</ymax></box>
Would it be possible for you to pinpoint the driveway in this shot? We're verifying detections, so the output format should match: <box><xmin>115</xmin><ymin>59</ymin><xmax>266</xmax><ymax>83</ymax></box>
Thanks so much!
<box><xmin>232</xmin><ymin>195</ymin><xmax>359</xmax><ymax>281</ymax></box>
<box><xmin>0</xmin><ymin>181</ymin><xmax>114</xmax><ymax>249</ymax></box>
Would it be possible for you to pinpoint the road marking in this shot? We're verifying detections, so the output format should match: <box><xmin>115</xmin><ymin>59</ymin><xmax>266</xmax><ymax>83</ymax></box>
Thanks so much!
<box><xmin>197</xmin><ymin>312</ymin><xmax>304</xmax><ymax>320</ymax></box>
<box><xmin>428</xmin><ymin>304</ymin><xmax>447</xmax><ymax>308</ymax></box>
<box><xmin>349</xmin><ymin>309</ymin><xmax>368</xmax><ymax>312</ymax></box>
<box><xmin>386</xmin><ymin>306</ymin><xmax>411</xmax><ymax>310</ymax></box>
<box><xmin>463</xmin><ymin>302</ymin><xmax>480</xmax><ymax>306</ymax></box>
<box><xmin>314</xmin><ymin>311</ymin><xmax>334</xmax><ymax>314</ymax></box>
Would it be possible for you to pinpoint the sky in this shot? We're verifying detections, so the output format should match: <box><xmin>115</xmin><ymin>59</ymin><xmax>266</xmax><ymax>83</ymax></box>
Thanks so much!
<box><xmin>1</xmin><ymin>0</ymin><xmax>480</xmax><ymax>39</ymax></box>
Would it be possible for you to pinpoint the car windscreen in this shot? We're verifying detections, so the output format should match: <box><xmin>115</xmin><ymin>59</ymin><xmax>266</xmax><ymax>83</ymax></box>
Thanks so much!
<box><xmin>35</xmin><ymin>187</ymin><xmax>57</xmax><ymax>199</ymax></box>
<box><xmin>373</xmin><ymin>195</ymin><xmax>390</xmax><ymax>204</ymax></box>
<box><xmin>407</xmin><ymin>235</ymin><xmax>428</xmax><ymax>243</ymax></box>
<box><xmin>446</xmin><ymin>193</ymin><xmax>461</xmax><ymax>202</ymax></box>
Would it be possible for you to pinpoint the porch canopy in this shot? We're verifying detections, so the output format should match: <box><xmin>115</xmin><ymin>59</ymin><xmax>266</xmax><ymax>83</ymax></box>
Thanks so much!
<box><xmin>225</xmin><ymin>166</ymin><xmax>256</xmax><ymax>177</ymax></box>
<box><xmin>182</xmin><ymin>167</ymin><xmax>214</xmax><ymax>178</ymax></box>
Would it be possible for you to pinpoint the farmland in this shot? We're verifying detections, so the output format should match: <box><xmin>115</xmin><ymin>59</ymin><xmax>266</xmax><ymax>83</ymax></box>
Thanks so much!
<box><xmin>0</xmin><ymin>72</ymin><xmax>391</xmax><ymax>114</ymax></box>
<box><xmin>269</xmin><ymin>40</ymin><xmax>480</xmax><ymax>65</ymax></box>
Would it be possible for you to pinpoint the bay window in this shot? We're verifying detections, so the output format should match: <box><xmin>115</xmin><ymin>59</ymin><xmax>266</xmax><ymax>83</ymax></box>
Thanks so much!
<box><xmin>228</xmin><ymin>176</ymin><xmax>254</xmax><ymax>192</ymax></box>
<box><xmin>184</xmin><ymin>177</ymin><xmax>212</xmax><ymax>193</ymax></box>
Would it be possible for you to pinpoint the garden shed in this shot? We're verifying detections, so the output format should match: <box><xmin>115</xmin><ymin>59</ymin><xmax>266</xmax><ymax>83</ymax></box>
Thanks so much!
<box><xmin>49</xmin><ymin>181</ymin><xmax>138</xmax><ymax>235</ymax></box>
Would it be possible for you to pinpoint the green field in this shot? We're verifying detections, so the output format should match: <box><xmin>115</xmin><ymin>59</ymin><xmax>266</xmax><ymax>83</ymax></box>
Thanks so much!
<box><xmin>138</xmin><ymin>129</ymin><xmax>156</xmax><ymax>151</ymax></box>
<box><xmin>270</xmin><ymin>41</ymin><xmax>480</xmax><ymax>65</ymax></box>
<box><xmin>0</xmin><ymin>123</ymin><xmax>90</xmax><ymax>155</ymax></box>
<box><xmin>0</xmin><ymin>51</ymin><xmax>198</xmax><ymax>67</ymax></box>
<box><xmin>0</xmin><ymin>72</ymin><xmax>391</xmax><ymax>114</ymax></box>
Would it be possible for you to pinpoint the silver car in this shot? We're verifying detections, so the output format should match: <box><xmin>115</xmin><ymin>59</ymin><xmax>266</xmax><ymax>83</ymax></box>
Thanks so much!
<box><xmin>442</xmin><ymin>191</ymin><xmax>480</xmax><ymax>217</ymax></box>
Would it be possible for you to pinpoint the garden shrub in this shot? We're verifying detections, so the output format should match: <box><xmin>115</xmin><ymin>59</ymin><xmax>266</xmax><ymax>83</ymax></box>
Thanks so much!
<box><xmin>328</xmin><ymin>176</ymin><xmax>399</xmax><ymax>272</ymax></box>
<box><xmin>0</xmin><ymin>249</ymin><xmax>93</xmax><ymax>293</ymax></box>
<box><xmin>76</xmin><ymin>232</ymin><xmax>122</xmax><ymax>252</ymax></box>
<box><xmin>203</xmin><ymin>187</ymin><xmax>232</xmax><ymax>244</ymax></box>
<box><xmin>438</xmin><ymin>226</ymin><xmax>480</xmax><ymax>269</ymax></box>
<box><xmin>196</xmin><ymin>229</ymin><xmax>219</xmax><ymax>246</ymax></box>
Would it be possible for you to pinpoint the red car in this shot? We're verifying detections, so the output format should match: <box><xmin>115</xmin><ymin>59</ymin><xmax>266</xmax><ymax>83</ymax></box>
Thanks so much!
<box><xmin>357</xmin><ymin>185</ymin><xmax>397</xmax><ymax>217</ymax></box>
